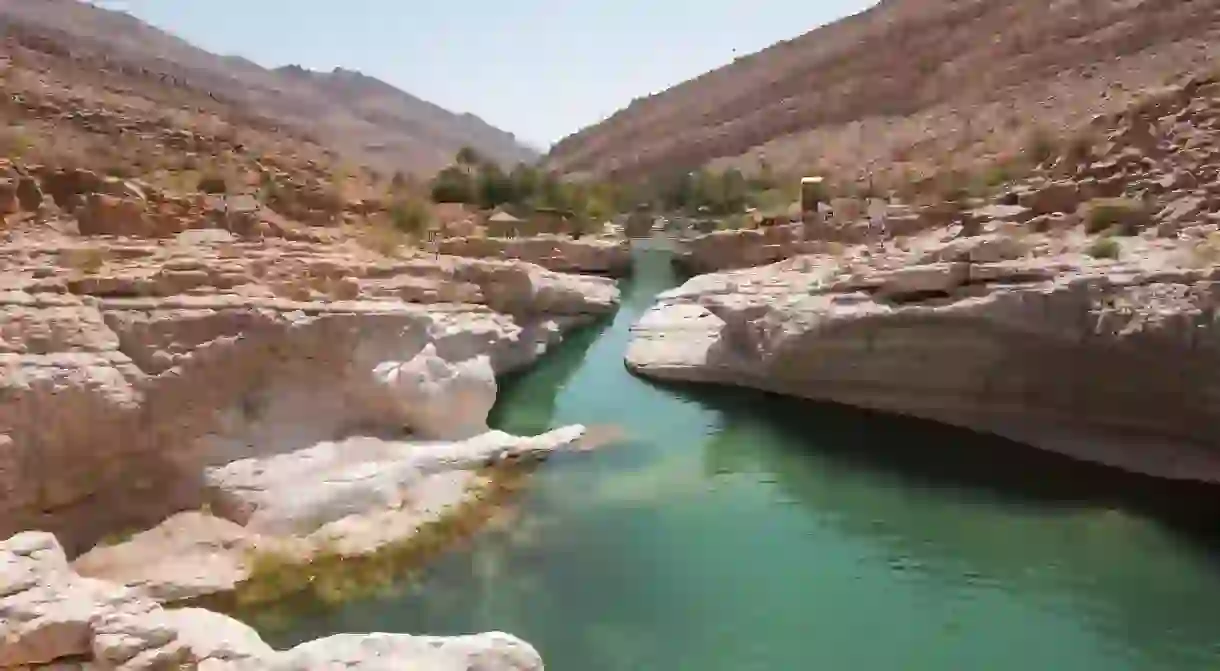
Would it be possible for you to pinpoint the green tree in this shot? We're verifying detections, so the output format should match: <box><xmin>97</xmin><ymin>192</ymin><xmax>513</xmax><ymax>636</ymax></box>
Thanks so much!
<box><xmin>720</xmin><ymin>169</ymin><xmax>749</xmax><ymax>214</ymax></box>
<box><xmin>537</xmin><ymin>172</ymin><xmax>568</xmax><ymax>210</ymax></box>
<box><xmin>654</xmin><ymin>170</ymin><xmax>695</xmax><ymax>211</ymax></box>
<box><xmin>430</xmin><ymin>166</ymin><xmax>475</xmax><ymax>204</ymax></box>
<box><xmin>509</xmin><ymin>163</ymin><xmax>542</xmax><ymax>205</ymax></box>
<box><xmin>476</xmin><ymin>162</ymin><xmax>515</xmax><ymax>209</ymax></box>
<box><xmin>455</xmin><ymin>146</ymin><xmax>482</xmax><ymax>168</ymax></box>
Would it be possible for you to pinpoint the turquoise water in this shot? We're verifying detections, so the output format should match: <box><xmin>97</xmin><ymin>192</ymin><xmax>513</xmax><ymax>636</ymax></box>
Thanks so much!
<box><xmin>266</xmin><ymin>249</ymin><xmax>1220</xmax><ymax>670</ymax></box>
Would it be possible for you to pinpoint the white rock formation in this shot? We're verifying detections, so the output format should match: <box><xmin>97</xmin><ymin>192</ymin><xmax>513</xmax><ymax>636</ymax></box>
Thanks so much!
<box><xmin>76</xmin><ymin>426</ymin><xmax>588</xmax><ymax>602</ymax></box>
<box><xmin>273</xmin><ymin>632</ymin><xmax>542</xmax><ymax>671</ymax></box>
<box><xmin>203</xmin><ymin>427</ymin><xmax>585</xmax><ymax>537</ymax></box>
<box><xmin>628</xmin><ymin>230</ymin><xmax>1220</xmax><ymax>483</ymax></box>
<box><xmin>1</xmin><ymin>258</ymin><xmax>618</xmax><ymax>551</ymax></box>
<box><xmin>1</xmin><ymin>531</ymin><xmax>543</xmax><ymax>670</ymax></box>
<box><xmin>373</xmin><ymin>344</ymin><xmax>497</xmax><ymax>440</ymax></box>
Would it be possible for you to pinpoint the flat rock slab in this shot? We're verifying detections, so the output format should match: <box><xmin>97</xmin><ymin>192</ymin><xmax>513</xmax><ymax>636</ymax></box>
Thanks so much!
<box><xmin>203</xmin><ymin>427</ymin><xmax>585</xmax><ymax>536</ymax></box>
<box><xmin>272</xmin><ymin>632</ymin><xmax>542</xmax><ymax>671</ymax></box>
<box><xmin>72</xmin><ymin>512</ymin><xmax>298</xmax><ymax>604</ymax></box>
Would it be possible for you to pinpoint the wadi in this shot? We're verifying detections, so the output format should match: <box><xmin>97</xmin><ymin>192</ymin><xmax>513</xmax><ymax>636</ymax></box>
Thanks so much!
<box><xmin>5</xmin><ymin>1</ymin><xmax>1220</xmax><ymax>670</ymax></box>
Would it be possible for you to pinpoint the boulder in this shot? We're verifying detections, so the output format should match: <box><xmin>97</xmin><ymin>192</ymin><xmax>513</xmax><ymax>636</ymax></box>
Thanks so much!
<box><xmin>76</xmin><ymin>193</ymin><xmax>153</xmax><ymax>237</ymax></box>
<box><xmin>273</xmin><ymin>632</ymin><xmax>543</xmax><ymax>671</ymax></box>
<box><xmin>373</xmin><ymin>344</ymin><xmax>498</xmax><ymax>440</ymax></box>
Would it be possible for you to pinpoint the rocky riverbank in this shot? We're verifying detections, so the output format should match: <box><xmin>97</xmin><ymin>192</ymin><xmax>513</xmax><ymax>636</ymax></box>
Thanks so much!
<box><xmin>1</xmin><ymin>531</ymin><xmax>545</xmax><ymax>670</ymax></box>
<box><xmin>627</xmin><ymin>73</ymin><xmax>1220</xmax><ymax>482</ymax></box>
<box><xmin>2</xmin><ymin>225</ymin><xmax>619</xmax><ymax>550</ymax></box>
<box><xmin>2</xmin><ymin>205</ymin><xmax>621</xmax><ymax>668</ymax></box>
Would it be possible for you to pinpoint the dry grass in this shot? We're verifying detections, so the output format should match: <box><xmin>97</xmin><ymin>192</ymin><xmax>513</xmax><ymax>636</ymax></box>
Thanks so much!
<box><xmin>1186</xmin><ymin>232</ymin><xmax>1220</xmax><ymax>267</ymax></box>
<box><xmin>1082</xmin><ymin>198</ymin><xmax>1151</xmax><ymax>235</ymax></box>
<box><xmin>58</xmin><ymin>246</ymin><xmax>110</xmax><ymax>274</ymax></box>
<box><xmin>352</xmin><ymin>220</ymin><xmax>411</xmax><ymax>258</ymax></box>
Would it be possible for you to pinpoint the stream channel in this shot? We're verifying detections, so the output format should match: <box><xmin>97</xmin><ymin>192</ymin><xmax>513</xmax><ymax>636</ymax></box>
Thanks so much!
<box><xmin>260</xmin><ymin>247</ymin><xmax>1220</xmax><ymax>670</ymax></box>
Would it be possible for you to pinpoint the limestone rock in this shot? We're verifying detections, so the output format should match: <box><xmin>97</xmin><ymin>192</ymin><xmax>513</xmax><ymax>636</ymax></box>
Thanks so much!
<box><xmin>76</xmin><ymin>194</ymin><xmax>153</xmax><ymax>237</ymax></box>
<box><xmin>627</xmin><ymin>241</ymin><xmax>1220</xmax><ymax>482</ymax></box>
<box><xmin>72</xmin><ymin>512</ymin><xmax>279</xmax><ymax>603</ymax></box>
<box><xmin>438</xmin><ymin>235</ymin><xmax>632</xmax><ymax>277</ymax></box>
<box><xmin>373</xmin><ymin>344</ymin><xmax>497</xmax><ymax>440</ymax></box>
<box><xmin>203</xmin><ymin>427</ymin><xmax>585</xmax><ymax>537</ymax></box>
<box><xmin>2</xmin><ymin>532</ymin><xmax>546</xmax><ymax>670</ymax></box>
<box><xmin>272</xmin><ymin>632</ymin><xmax>543</xmax><ymax>671</ymax></box>
<box><xmin>0</xmin><ymin>239</ymin><xmax>618</xmax><ymax>551</ymax></box>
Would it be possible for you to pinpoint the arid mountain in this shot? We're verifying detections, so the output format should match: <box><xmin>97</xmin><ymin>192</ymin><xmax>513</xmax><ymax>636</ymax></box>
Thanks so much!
<box><xmin>548</xmin><ymin>0</ymin><xmax>1220</xmax><ymax>188</ymax></box>
<box><xmin>0</xmin><ymin>0</ymin><xmax>537</xmax><ymax>174</ymax></box>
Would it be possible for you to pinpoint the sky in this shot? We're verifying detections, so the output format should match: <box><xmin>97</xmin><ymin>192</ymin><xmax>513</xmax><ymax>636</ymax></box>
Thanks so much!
<box><xmin>89</xmin><ymin>0</ymin><xmax>873</xmax><ymax>150</ymax></box>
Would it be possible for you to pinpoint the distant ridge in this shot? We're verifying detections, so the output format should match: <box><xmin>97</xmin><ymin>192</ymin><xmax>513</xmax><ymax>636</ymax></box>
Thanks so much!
<box><xmin>0</xmin><ymin>0</ymin><xmax>538</xmax><ymax>174</ymax></box>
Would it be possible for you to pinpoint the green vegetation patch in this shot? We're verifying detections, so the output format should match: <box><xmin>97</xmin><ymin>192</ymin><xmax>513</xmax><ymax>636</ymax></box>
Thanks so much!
<box><xmin>1082</xmin><ymin>197</ymin><xmax>1151</xmax><ymax>236</ymax></box>
<box><xmin>199</xmin><ymin>464</ymin><xmax>536</xmax><ymax>631</ymax></box>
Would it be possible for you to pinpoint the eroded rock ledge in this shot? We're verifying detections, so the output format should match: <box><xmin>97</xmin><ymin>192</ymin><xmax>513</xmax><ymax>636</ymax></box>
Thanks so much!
<box><xmin>0</xmin><ymin>231</ymin><xmax>620</xmax><ymax>552</ymax></box>
<box><xmin>627</xmin><ymin>230</ymin><xmax>1220</xmax><ymax>482</ymax></box>
<box><xmin>437</xmin><ymin>235</ymin><xmax>632</xmax><ymax>277</ymax></box>
<box><xmin>1</xmin><ymin>531</ymin><xmax>544</xmax><ymax>670</ymax></box>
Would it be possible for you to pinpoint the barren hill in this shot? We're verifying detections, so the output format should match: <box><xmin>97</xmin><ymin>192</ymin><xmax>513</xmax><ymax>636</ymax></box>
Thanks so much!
<box><xmin>547</xmin><ymin>0</ymin><xmax>1220</xmax><ymax>187</ymax></box>
<box><xmin>0</xmin><ymin>0</ymin><xmax>537</xmax><ymax>174</ymax></box>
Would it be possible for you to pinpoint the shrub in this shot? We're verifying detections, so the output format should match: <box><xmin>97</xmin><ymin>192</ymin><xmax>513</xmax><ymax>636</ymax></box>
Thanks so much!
<box><xmin>1188</xmin><ymin>232</ymin><xmax>1220</xmax><ymax>267</ymax></box>
<box><xmin>60</xmin><ymin>247</ymin><xmax>109</xmax><ymax>275</ymax></box>
<box><xmin>1086</xmin><ymin>236</ymin><xmax>1121</xmax><ymax>259</ymax></box>
<box><xmin>354</xmin><ymin>223</ymin><xmax>406</xmax><ymax>258</ymax></box>
<box><xmin>197</xmin><ymin>173</ymin><xmax>229</xmax><ymax>195</ymax></box>
<box><xmin>1024</xmin><ymin>127</ymin><xmax>1058</xmax><ymax>167</ymax></box>
<box><xmin>1063</xmin><ymin>133</ymin><xmax>1095</xmax><ymax>167</ymax></box>
<box><xmin>0</xmin><ymin>126</ymin><xmax>34</xmax><ymax>159</ymax></box>
<box><xmin>1083</xmin><ymin>198</ymin><xmax>1150</xmax><ymax>236</ymax></box>
<box><xmin>389</xmin><ymin>199</ymin><xmax>432</xmax><ymax>237</ymax></box>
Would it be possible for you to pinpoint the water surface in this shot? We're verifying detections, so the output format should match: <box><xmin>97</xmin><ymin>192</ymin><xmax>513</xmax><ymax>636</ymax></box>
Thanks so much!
<box><xmin>263</xmin><ymin>249</ymin><xmax>1220</xmax><ymax>670</ymax></box>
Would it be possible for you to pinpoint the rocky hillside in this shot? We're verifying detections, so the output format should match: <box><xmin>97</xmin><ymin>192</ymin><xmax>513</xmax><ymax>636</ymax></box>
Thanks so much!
<box><xmin>549</xmin><ymin>0</ymin><xmax>1220</xmax><ymax>187</ymax></box>
<box><xmin>0</xmin><ymin>0</ymin><xmax>536</xmax><ymax>174</ymax></box>
<box><xmin>627</xmin><ymin>68</ymin><xmax>1220</xmax><ymax>483</ymax></box>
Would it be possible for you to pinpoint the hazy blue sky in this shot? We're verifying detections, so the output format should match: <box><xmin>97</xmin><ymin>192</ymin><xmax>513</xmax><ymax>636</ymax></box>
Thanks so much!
<box><xmin>90</xmin><ymin>1</ymin><xmax>872</xmax><ymax>149</ymax></box>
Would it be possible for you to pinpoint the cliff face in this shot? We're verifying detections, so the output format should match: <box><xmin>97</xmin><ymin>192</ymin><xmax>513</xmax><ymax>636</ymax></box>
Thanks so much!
<box><xmin>548</xmin><ymin>0</ymin><xmax>1220</xmax><ymax>184</ymax></box>
<box><xmin>0</xmin><ymin>0</ymin><xmax>537</xmax><ymax>173</ymax></box>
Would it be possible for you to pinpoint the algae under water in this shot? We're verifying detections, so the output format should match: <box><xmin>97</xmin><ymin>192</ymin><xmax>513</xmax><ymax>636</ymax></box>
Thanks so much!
<box><xmin>260</xmin><ymin>248</ymin><xmax>1220</xmax><ymax>670</ymax></box>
